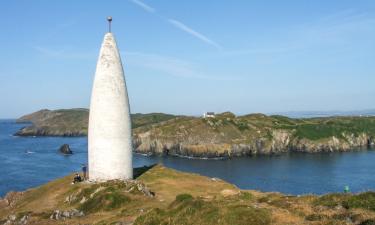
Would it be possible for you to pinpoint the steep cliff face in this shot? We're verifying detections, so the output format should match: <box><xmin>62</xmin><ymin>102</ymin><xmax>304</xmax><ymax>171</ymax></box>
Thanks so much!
<box><xmin>133</xmin><ymin>131</ymin><xmax>374</xmax><ymax>157</ymax></box>
<box><xmin>133</xmin><ymin>114</ymin><xmax>375</xmax><ymax>157</ymax></box>
<box><xmin>289</xmin><ymin>133</ymin><xmax>372</xmax><ymax>153</ymax></box>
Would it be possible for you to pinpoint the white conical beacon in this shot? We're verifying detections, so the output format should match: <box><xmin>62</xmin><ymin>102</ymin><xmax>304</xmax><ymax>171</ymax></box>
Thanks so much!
<box><xmin>88</xmin><ymin>17</ymin><xmax>133</xmax><ymax>181</ymax></box>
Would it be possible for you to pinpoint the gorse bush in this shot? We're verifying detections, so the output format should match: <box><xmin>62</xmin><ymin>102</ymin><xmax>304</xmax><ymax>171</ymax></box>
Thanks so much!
<box><xmin>342</xmin><ymin>192</ymin><xmax>375</xmax><ymax>211</ymax></box>
<box><xmin>175</xmin><ymin>193</ymin><xmax>193</xmax><ymax>202</ymax></box>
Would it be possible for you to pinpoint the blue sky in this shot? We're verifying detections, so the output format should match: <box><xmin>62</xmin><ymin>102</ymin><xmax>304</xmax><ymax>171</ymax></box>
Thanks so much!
<box><xmin>0</xmin><ymin>0</ymin><xmax>374</xmax><ymax>118</ymax></box>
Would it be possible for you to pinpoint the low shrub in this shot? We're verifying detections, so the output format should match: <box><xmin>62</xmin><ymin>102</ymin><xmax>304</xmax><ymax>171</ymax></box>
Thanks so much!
<box><xmin>360</xmin><ymin>219</ymin><xmax>375</xmax><ymax>225</ymax></box>
<box><xmin>175</xmin><ymin>193</ymin><xmax>193</xmax><ymax>202</ymax></box>
<box><xmin>343</xmin><ymin>192</ymin><xmax>375</xmax><ymax>211</ymax></box>
<box><xmin>305</xmin><ymin>213</ymin><xmax>326</xmax><ymax>221</ymax></box>
<box><xmin>313</xmin><ymin>193</ymin><xmax>348</xmax><ymax>208</ymax></box>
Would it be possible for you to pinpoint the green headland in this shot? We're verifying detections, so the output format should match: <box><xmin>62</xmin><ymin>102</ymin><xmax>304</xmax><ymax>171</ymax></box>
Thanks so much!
<box><xmin>14</xmin><ymin>109</ymin><xmax>375</xmax><ymax>157</ymax></box>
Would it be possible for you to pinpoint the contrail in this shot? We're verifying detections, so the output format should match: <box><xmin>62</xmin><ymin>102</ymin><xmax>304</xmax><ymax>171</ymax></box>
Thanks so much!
<box><xmin>168</xmin><ymin>19</ymin><xmax>222</xmax><ymax>50</ymax></box>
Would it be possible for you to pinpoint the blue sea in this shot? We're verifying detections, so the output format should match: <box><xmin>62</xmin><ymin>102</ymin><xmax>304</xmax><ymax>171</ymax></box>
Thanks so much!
<box><xmin>1</xmin><ymin>119</ymin><xmax>375</xmax><ymax>197</ymax></box>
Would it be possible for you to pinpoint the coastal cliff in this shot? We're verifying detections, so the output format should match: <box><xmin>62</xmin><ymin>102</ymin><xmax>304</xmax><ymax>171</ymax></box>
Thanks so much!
<box><xmin>133</xmin><ymin>112</ymin><xmax>375</xmax><ymax>157</ymax></box>
<box><xmin>2</xmin><ymin>165</ymin><xmax>375</xmax><ymax>224</ymax></box>
<box><xmin>15</xmin><ymin>109</ymin><xmax>375</xmax><ymax>157</ymax></box>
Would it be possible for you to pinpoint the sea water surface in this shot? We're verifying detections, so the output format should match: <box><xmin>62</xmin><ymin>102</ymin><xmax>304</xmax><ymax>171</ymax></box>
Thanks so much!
<box><xmin>1</xmin><ymin>119</ymin><xmax>375</xmax><ymax>197</ymax></box>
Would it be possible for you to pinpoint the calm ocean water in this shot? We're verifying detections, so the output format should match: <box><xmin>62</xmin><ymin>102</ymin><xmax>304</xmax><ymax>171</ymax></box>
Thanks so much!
<box><xmin>1</xmin><ymin>119</ymin><xmax>375</xmax><ymax>197</ymax></box>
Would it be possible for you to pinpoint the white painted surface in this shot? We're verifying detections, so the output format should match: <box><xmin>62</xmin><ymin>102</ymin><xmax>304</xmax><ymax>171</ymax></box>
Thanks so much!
<box><xmin>88</xmin><ymin>32</ymin><xmax>133</xmax><ymax>181</ymax></box>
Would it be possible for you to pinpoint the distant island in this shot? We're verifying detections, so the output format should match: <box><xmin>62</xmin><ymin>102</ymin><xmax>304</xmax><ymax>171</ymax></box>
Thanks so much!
<box><xmin>15</xmin><ymin>109</ymin><xmax>375</xmax><ymax>158</ymax></box>
<box><xmin>1</xmin><ymin>164</ymin><xmax>375</xmax><ymax>224</ymax></box>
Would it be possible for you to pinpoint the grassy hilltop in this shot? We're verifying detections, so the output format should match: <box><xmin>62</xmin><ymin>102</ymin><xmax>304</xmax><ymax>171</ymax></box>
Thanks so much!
<box><xmin>2</xmin><ymin>165</ymin><xmax>375</xmax><ymax>224</ymax></box>
<box><xmin>15</xmin><ymin>109</ymin><xmax>176</xmax><ymax>136</ymax></box>
<box><xmin>15</xmin><ymin>109</ymin><xmax>375</xmax><ymax>156</ymax></box>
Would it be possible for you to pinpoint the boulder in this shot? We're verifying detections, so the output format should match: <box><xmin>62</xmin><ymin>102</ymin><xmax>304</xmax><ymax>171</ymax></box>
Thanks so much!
<box><xmin>3</xmin><ymin>191</ymin><xmax>23</xmax><ymax>207</ymax></box>
<box><xmin>59</xmin><ymin>144</ymin><xmax>73</xmax><ymax>155</ymax></box>
<box><xmin>50</xmin><ymin>209</ymin><xmax>84</xmax><ymax>220</ymax></box>
<box><xmin>3</xmin><ymin>214</ymin><xmax>29</xmax><ymax>225</ymax></box>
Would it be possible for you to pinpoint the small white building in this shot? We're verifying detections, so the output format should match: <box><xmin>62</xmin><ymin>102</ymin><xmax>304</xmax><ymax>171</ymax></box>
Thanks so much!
<box><xmin>203</xmin><ymin>112</ymin><xmax>215</xmax><ymax>118</ymax></box>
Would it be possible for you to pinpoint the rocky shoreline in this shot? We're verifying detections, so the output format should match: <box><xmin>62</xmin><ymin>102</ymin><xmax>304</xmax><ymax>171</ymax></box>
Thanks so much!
<box><xmin>14</xmin><ymin>126</ymin><xmax>87</xmax><ymax>137</ymax></box>
<box><xmin>14</xmin><ymin>109</ymin><xmax>375</xmax><ymax>158</ymax></box>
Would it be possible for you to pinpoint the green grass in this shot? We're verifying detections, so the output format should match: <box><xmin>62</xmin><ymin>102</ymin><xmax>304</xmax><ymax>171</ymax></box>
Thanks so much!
<box><xmin>131</xmin><ymin>113</ymin><xmax>177</xmax><ymax>128</ymax></box>
<box><xmin>134</xmin><ymin>195</ymin><xmax>271</xmax><ymax>225</ymax></box>
<box><xmin>238</xmin><ymin>192</ymin><xmax>253</xmax><ymax>200</ymax></box>
<box><xmin>235</xmin><ymin>120</ymin><xmax>249</xmax><ymax>131</ymax></box>
<box><xmin>313</xmin><ymin>193</ymin><xmax>348</xmax><ymax>208</ymax></box>
<box><xmin>70</xmin><ymin>180</ymin><xmax>145</xmax><ymax>214</ymax></box>
<box><xmin>258</xmin><ymin>194</ymin><xmax>293</xmax><ymax>209</ymax></box>
<box><xmin>78</xmin><ymin>186</ymin><xmax>131</xmax><ymax>213</ymax></box>
<box><xmin>294</xmin><ymin>117</ymin><xmax>375</xmax><ymax>140</ymax></box>
<box><xmin>294</xmin><ymin>123</ymin><xmax>344</xmax><ymax>140</ymax></box>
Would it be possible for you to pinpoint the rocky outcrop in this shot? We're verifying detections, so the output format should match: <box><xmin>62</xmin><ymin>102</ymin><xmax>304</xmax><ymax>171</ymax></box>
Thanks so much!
<box><xmin>59</xmin><ymin>144</ymin><xmax>73</xmax><ymax>155</ymax></box>
<box><xmin>290</xmin><ymin>133</ymin><xmax>373</xmax><ymax>153</ymax></box>
<box><xmin>0</xmin><ymin>191</ymin><xmax>23</xmax><ymax>208</ymax></box>
<box><xmin>3</xmin><ymin>214</ymin><xmax>29</xmax><ymax>225</ymax></box>
<box><xmin>49</xmin><ymin>209</ymin><xmax>84</xmax><ymax>220</ymax></box>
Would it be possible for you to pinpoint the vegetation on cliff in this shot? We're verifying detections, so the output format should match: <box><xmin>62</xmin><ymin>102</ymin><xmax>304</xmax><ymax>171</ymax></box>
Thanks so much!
<box><xmin>16</xmin><ymin>109</ymin><xmax>89</xmax><ymax>136</ymax></box>
<box><xmin>2</xmin><ymin>165</ymin><xmax>375</xmax><ymax>224</ymax></box>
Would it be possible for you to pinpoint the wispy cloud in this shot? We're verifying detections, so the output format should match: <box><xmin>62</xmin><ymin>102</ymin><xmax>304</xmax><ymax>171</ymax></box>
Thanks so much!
<box><xmin>128</xmin><ymin>0</ymin><xmax>221</xmax><ymax>50</ymax></box>
<box><xmin>296</xmin><ymin>11</ymin><xmax>375</xmax><ymax>44</ymax></box>
<box><xmin>124</xmin><ymin>51</ymin><xmax>237</xmax><ymax>80</ymax></box>
<box><xmin>216</xmin><ymin>10</ymin><xmax>375</xmax><ymax>58</ymax></box>
<box><xmin>129</xmin><ymin>0</ymin><xmax>155</xmax><ymax>13</ymax></box>
<box><xmin>168</xmin><ymin>19</ymin><xmax>222</xmax><ymax>50</ymax></box>
<box><xmin>33</xmin><ymin>46</ymin><xmax>94</xmax><ymax>60</ymax></box>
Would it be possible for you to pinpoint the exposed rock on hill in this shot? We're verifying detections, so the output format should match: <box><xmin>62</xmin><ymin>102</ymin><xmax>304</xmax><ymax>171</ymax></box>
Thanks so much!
<box><xmin>59</xmin><ymin>144</ymin><xmax>73</xmax><ymax>155</ymax></box>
